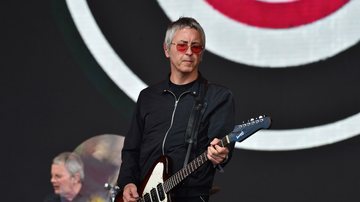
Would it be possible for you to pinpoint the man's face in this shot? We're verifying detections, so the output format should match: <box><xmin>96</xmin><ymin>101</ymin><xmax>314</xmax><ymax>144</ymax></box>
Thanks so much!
<box><xmin>50</xmin><ymin>163</ymin><xmax>76</xmax><ymax>197</ymax></box>
<box><xmin>164</xmin><ymin>27</ymin><xmax>203</xmax><ymax>77</ymax></box>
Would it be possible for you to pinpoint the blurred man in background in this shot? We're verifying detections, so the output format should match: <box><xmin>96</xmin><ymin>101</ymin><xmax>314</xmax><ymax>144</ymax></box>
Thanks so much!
<box><xmin>44</xmin><ymin>152</ymin><xmax>87</xmax><ymax>202</ymax></box>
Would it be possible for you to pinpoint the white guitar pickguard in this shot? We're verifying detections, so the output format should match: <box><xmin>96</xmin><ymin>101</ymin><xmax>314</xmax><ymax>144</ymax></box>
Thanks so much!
<box><xmin>143</xmin><ymin>162</ymin><xmax>167</xmax><ymax>202</ymax></box>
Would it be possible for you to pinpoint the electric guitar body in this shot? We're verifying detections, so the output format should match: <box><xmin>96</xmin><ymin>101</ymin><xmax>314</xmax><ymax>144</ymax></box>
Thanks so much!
<box><xmin>116</xmin><ymin>116</ymin><xmax>271</xmax><ymax>202</ymax></box>
<box><xmin>115</xmin><ymin>156</ymin><xmax>172</xmax><ymax>202</ymax></box>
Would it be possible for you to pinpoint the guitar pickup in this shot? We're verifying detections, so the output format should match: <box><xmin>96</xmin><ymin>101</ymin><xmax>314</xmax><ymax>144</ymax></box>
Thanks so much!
<box><xmin>157</xmin><ymin>183</ymin><xmax>165</xmax><ymax>200</ymax></box>
<box><xmin>150</xmin><ymin>188</ymin><xmax>159</xmax><ymax>202</ymax></box>
<box><xmin>143</xmin><ymin>193</ymin><xmax>151</xmax><ymax>202</ymax></box>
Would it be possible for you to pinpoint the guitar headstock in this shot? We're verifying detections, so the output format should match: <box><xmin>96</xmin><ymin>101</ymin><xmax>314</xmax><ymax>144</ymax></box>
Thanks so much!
<box><xmin>227</xmin><ymin>115</ymin><xmax>271</xmax><ymax>143</ymax></box>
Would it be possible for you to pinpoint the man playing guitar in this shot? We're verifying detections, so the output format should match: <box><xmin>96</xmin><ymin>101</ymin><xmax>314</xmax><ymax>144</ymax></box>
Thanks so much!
<box><xmin>116</xmin><ymin>17</ymin><xmax>235</xmax><ymax>202</ymax></box>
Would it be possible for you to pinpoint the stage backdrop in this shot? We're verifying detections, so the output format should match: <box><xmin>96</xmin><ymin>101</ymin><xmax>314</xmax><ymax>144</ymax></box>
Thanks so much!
<box><xmin>2</xmin><ymin>1</ymin><xmax>360</xmax><ymax>201</ymax></box>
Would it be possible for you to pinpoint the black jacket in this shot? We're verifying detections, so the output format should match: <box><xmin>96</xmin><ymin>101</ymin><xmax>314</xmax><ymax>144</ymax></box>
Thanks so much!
<box><xmin>117</xmin><ymin>75</ymin><xmax>235</xmax><ymax>197</ymax></box>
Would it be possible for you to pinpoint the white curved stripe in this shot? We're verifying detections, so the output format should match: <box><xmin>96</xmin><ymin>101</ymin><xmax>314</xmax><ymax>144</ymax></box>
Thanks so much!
<box><xmin>236</xmin><ymin>112</ymin><xmax>360</xmax><ymax>151</ymax></box>
<box><xmin>65</xmin><ymin>0</ymin><xmax>147</xmax><ymax>101</ymax></box>
<box><xmin>65</xmin><ymin>0</ymin><xmax>360</xmax><ymax>151</ymax></box>
<box><xmin>157</xmin><ymin>0</ymin><xmax>360</xmax><ymax>67</ymax></box>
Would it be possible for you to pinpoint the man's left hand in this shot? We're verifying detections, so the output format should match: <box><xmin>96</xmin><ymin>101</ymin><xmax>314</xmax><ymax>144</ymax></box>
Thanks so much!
<box><xmin>207</xmin><ymin>138</ymin><xmax>229</xmax><ymax>165</ymax></box>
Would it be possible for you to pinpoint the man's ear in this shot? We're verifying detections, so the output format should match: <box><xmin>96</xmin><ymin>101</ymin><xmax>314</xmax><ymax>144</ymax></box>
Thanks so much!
<box><xmin>72</xmin><ymin>173</ymin><xmax>81</xmax><ymax>183</ymax></box>
<box><xmin>163</xmin><ymin>43</ymin><xmax>170</xmax><ymax>58</ymax></box>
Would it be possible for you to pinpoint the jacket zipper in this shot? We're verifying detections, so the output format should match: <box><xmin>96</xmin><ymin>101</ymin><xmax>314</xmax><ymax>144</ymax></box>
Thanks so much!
<box><xmin>161</xmin><ymin>90</ymin><xmax>191</xmax><ymax>155</ymax></box>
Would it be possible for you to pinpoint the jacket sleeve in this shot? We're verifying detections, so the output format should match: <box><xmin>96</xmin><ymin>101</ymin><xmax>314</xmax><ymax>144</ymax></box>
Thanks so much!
<box><xmin>206</xmin><ymin>86</ymin><xmax>236</xmax><ymax>168</ymax></box>
<box><xmin>117</xmin><ymin>92</ymin><xmax>144</xmax><ymax>189</ymax></box>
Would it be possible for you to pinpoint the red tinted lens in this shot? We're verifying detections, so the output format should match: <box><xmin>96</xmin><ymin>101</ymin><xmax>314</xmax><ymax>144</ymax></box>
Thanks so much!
<box><xmin>175</xmin><ymin>44</ymin><xmax>188</xmax><ymax>52</ymax></box>
<box><xmin>190</xmin><ymin>45</ymin><xmax>203</xmax><ymax>54</ymax></box>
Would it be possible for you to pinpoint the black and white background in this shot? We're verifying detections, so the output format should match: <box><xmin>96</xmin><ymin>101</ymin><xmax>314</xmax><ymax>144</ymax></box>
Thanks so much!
<box><xmin>2</xmin><ymin>1</ymin><xmax>360</xmax><ymax>201</ymax></box>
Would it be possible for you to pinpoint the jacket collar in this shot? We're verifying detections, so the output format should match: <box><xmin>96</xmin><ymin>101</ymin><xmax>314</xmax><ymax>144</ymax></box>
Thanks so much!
<box><xmin>161</xmin><ymin>72</ymin><xmax>206</xmax><ymax>97</ymax></box>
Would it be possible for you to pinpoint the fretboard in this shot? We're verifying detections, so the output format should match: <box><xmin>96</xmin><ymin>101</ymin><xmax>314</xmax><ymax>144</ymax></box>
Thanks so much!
<box><xmin>162</xmin><ymin>135</ymin><xmax>230</xmax><ymax>193</ymax></box>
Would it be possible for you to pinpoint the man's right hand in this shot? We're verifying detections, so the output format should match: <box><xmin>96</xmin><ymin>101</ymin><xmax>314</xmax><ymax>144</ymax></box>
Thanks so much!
<box><xmin>122</xmin><ymin>183</ymin><xmax>139</xmax><ymax>202</ymax></box>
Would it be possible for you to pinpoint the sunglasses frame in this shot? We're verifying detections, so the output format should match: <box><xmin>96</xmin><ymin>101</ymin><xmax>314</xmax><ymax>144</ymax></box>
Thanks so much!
<box><xmin>170</xmin><ymin>42</ymin><xmax>204</xmax><ymax>54</ymax></box>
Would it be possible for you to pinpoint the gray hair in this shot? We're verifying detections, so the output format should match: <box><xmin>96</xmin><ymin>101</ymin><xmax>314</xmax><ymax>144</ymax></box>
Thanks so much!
<box><xmin>164</xmin><ymin>17</ymin><xmax>206</xmax><ymax>50</ymax></box>
<box><xmin>53</xmin><ymin>152</ymin><xmax>85</xmax><ymax>182</ymax></box>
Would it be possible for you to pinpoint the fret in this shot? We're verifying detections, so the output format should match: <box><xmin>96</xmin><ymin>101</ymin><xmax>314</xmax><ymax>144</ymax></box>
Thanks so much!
<box><xmin>174</xmin><ymin>175</ymin><xmax>178</xmax><ymax>185</ymax></box>
<box><xmin>170</xmin><ymin>178</ymin><xmax>174</xmax><ymax>189</ymax></box>
<box><xmin>178</xmin><ymin>170</ymin><xmax>183</xmax><ymax>182</ymax></box>
<box><xmin>166</xmin><ymin>180</ymin><xmax>170</xmax><ymax>192</ymax></box>
<box><xmin>163</xmin><ymin>182</ymin><xmax>167</xmax><ymax>193</ymax></box>
<box><xmin>197</xmin><ymin>156</ymin><xmax>201</xmax><ymax>165</ymax></box>
<box><xmin>180</xmin><ymin>170</ymin><xmax>184</xmax><ymax>180</ymax></box>
<box><xmin>172</xmin><ymin>177</ymin><xmax>175</xmax><ymax>187</ymax></box>
<box><xmin>166</xmin><ymin>179</ymin><xmax>170</xmax><ymax>191</ymax></box>
<box><xmin>174</xmin><ymin>174</ymin><xmax>178</xmax><ymax>185</ymax></box>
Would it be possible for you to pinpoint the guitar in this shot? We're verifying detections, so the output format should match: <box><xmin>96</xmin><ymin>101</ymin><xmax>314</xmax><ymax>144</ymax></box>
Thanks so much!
<box><xmin>116</xmin><ymin>115</ymin><xmax>271</xmax><ymax>202</ymax></box>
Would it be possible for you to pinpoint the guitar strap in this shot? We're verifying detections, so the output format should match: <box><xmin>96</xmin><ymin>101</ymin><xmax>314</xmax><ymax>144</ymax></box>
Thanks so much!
<box><xmin>183</xmin><ymin>78</ymin><xmax>208</xmax><ymax>167</ymax></box>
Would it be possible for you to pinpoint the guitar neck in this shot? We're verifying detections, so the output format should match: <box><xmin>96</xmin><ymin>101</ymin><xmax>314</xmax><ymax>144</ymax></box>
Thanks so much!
<box><xmin>162</xmin><ymin>136</ymin><xmax>230</xmax><ymax>193</ymax></box>
<box><xmin>162</xmin><ymin>151</ymin><xmax>207</xmax><ymax>193</ymax></box>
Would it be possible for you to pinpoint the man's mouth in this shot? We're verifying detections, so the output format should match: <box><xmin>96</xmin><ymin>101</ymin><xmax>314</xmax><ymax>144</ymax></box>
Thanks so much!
<box><xmin>53</xmin><ymin>185</ymin><xmax>60</xmax><ymax>191</ymax></box>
